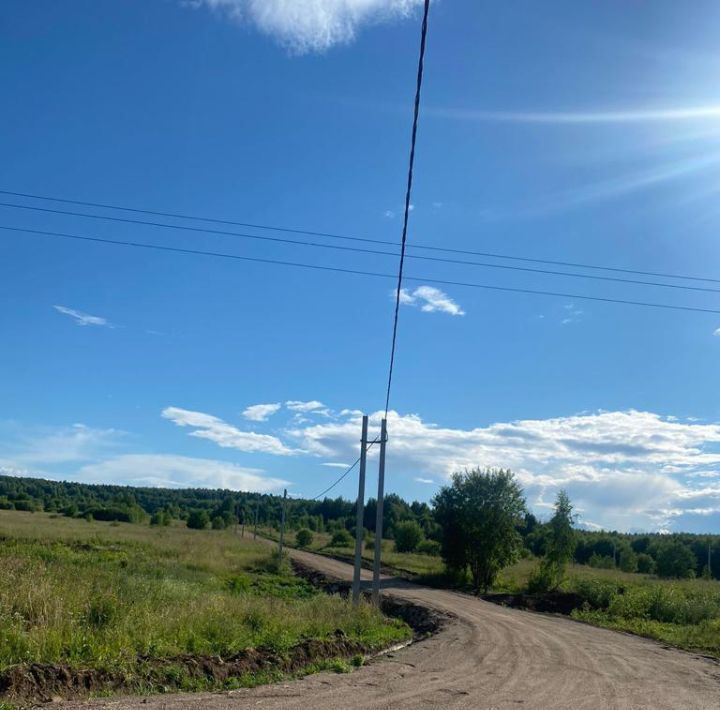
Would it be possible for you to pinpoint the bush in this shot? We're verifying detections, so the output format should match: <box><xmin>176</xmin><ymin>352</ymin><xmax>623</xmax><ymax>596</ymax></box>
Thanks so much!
<box><xmin>416</xmin><ymin>539</ymin><xmax>441</xmax><ymax>556</ymax></box>
<box><xmin>330</xmin><ymin>529</ymin><xmax>353</xmax><ymax>547</ymax></box>
<box><xmin>394</xmin><ymin>521</ymin><xmax>424</xmax><ymax>553</ymax></box>
<box><xmin>527</xmin><ymin>562</ymin><xmax>555</xmax><ymax>594</ymax></box>
<box><xmin>211</xmin><ymin>516</ymin><xmax>226</xmax><ymax>530</ymax></box>
<box><xmin>637</xmin><ymin>553</ymin><xmax>656</xmax><ymax>574</ymax></box>
<box><xmin>295</xmin><ymin>528</ymin><xmax>314</xmax><ymax>548</ymax></box>
<box><xmin>588</xmin><ymin>553</ymin><xmax>615</xmax><ymax>570</ymax></box>
<box><xmin>187</xmin><ymin>510</ymin><xmax>210</xmax><ymax>530</ymax></box>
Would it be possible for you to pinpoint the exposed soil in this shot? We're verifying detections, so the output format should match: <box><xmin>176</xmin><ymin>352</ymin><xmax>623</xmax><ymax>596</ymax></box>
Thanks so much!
<box><xmin>481</xmin><ymin>591</ymin><xmax>586</xmax><ymax>615</ymax></box>
<box><xmin>0</xmin><ymin>635</ymin><xmax>368</xmax><ymax>704</ymax></box>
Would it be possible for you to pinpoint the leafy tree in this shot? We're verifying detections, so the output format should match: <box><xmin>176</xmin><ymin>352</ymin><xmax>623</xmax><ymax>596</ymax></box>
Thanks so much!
<box><xmin>655</xmin><ymin>541</ymin><xmax>696</xmax><ymax>579</ymax></box>
<box><xmin>295</xmin><ymin>528</ymin><xmax>314</xmax><ymax>548</ymax></box>
<box><xmin>636</xmin><ymin>553</ymin><xmax>656</xmax><ymax>574</ymax></box>
<box><xmin>211</xmin><ymin>515</ymin><xmax>226</xmax><ymax>530</ymax></box>
<box><xmin>187</xmin><ymin>510</ymin><xmax>210</xmax><ymax>530</ymax></box>
<box><xmin>540</xmin><ymin>490</ymin><xmax>576</xmax><ymax>589</ymax></box>
<box><xmin>394</xmin><ymin>520</ymin><xmax>424</xmax><ymax>553</ymax></box>
<box><xmin>433</xmin><ymin>468</ymin><xmax>526</xmax><ymax>593</ymax></box>
<box><xmin>617</xmin><ymin>543</ymin><xmax>638</xmax><ymax>573</ymax></box>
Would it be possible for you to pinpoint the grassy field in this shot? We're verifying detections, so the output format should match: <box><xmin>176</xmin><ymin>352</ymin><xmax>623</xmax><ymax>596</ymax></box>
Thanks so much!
<box><xmin>0</xmin><ymin>511</ymin><xmax>410</xmax><ymax>698</ymax></box>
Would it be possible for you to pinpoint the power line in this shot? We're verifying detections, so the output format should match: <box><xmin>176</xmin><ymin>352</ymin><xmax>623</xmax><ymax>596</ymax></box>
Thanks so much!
<box><xmin>385</xmin><ymin>0</ymin><xmax>431</xmax><ymax>416</ymax></box>
<box><xmin>5</xmin><ymin>191</ymin><xmax>719</xmax><ymax>286</ymax></box>
<box><xmin>4</xmin><ymin>200</ymin><xmax>720</xmax><ymax>294</ymax></box>
<box><xmin>4</xmin><ymin>224</ymin><xmax>720</xmax><ymax>315</ymax></box>
<box><xmin>16</xmin><ymin>200</ymin><xmax>720</xmax><ymax>294</ymax></box>
<box><xmin>311</xmin><ymin>438</ymin><xmax>379</xmax><ymax>501</ymax></box>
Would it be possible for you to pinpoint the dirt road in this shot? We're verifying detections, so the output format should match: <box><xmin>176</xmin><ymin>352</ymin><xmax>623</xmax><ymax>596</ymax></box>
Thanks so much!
<box><xmin>63</xmin><ymin>548</ymin><xmax>720</xmax><ymax>710</ymax></box>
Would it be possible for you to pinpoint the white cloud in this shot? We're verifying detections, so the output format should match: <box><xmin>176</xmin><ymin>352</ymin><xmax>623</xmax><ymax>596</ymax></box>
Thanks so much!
<box><xmin>242</xmin><ymin>402</ymin><xmax>281</xmax><ymax>422</ymax></box>
<box><xmin>714</xmin><ymin>327</ymin><xmax>720</xmax><ymax>336</ymax></box>
<box><xmin>77</xmin><ymin>454</ymin><xmax>288</xmax><ymax>492</ymax></box>
<box><xmin>414</xmin><ymin>477</ymin><xmax>435</xmax><ymax>484</ymax></box>
<box><xmin>53</xmin><ymin>305</ymin><xmax>112</xmax><ymax>328</ymax></box>
<box><xmin>286</xmin><ymin>407</ymin><xmax>720</xmax><ymax>531</ymax></box>
<box><xmin>396</xmin><ymin>286</ymin><xmax>465</xmax><ymax>316</ymax></box>
<box><xmin>186</xmin><ymin>0</ymin><xmax>424</xmax><ymax>53</ymax></box>
<box><xmin>285</xmin><ymin>400</ymin><xmax>327</xmax><ymax>413</ymax></box>
<box><xmin>384</xmin><ymin>210</ymin><xmax>396</xmax><ymax>219</ymax></box>
<box><xmin>162</xmin><ymin>406</ymin><xmax>299</xmax><ymax>455</ymax></box>
<box><xmin>322</xmin><ymin>462</ymin><xmax>350</xmax><ymax>468</ymax></box>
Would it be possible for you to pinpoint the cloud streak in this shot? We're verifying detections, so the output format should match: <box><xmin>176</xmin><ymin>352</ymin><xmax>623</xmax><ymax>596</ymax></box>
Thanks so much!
<box><xmin>53</xmin><ymin>305</ymin><xmax>112</xmax><ymax>328</ymax></box>
<box><xmin>425</xmin><ymin>105</ymin><xmax>720</xmax><ymax>125</ymax></box>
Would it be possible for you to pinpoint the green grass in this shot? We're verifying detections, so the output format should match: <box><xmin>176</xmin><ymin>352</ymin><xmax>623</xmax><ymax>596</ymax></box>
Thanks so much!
<box><xmin>0</xmin><ymin>511</ymin><xmax>410</xmax><ymax>684</ymax></box>
<box><xmin>273</xmin><ymin>528</ymin><xmax>445</xmax><ymax>578</ymax></box>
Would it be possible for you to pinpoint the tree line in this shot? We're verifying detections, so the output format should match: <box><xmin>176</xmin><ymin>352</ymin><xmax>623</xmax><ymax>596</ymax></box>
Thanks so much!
<box><xmin>0</xmin><ymin>471</ymin><xmax>717</xmax><ymax>582</ymax></box>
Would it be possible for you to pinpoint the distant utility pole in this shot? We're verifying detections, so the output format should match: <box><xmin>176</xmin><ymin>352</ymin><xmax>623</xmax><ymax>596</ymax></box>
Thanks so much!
<box><xmin>372</xmin><ymin>418</ymin><xmax>388</xmax><ymax>605</ymax></box>
<box><xmin>278</xmin><ymin>489</ymin><xmax>287</xmax><ymax>557</ymax></box>
<box><xmin>352</xmin><ymin>415</ymin><xmax>369</xmax><ymax>604</ymax></box>
<box><xmin>253</xmin><ymin>498</ymin><xmax>259</xmax><ymax>540</ymax></box>
<box><xmin>241</xmin><ymin>506</ymin><xmax>246</xmax><ymax>538</ymax></box>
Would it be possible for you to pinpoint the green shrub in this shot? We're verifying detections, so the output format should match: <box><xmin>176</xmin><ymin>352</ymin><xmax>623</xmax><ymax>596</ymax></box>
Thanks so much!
<box><xmin>574</xmin><ymin>578</ymin><xmax>620</xmax><ymax>610</ymax></box>
<box><xmin>394</xmin><ymin>521</ymin><xmax>424</xmax><ymax>553</ymax></box>
<box><xmin>211</xmin><ymin>516</ymin><xmax>226</xmax><ymax>530</ymax></box>
<box><xmin>330</xmin><ymin>529</ymin><xmax>353</xmax><ymax>547</ymax></box>
<box><xmin>527</xmin><ymin>562</ymin><xmax>556</xmax><ymax>593</ymax></box>
<box><xmin>295</xmin><ymin>529</ymin><xmax>314</xmax><ymax>548</ymax></box>
<box><xmin>637</xmin><ymin>553</ymin><xmax>655</xmax><ymax>574</ymax></box>
<box><xmin>588</xmin><ymin>553</ymin><xmax>615</xmax><ymax>569</ymax></box>
<box><xmin>187</xmin><ymin>510</ymin><xmax>210</xmax><ymax>530</ymax></box>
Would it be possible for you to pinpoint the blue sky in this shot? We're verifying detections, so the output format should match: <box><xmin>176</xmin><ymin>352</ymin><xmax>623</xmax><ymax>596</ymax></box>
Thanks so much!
<box><xmin>2</xmin><ymin>0</ymin><xmax>720</xmax><ymax>532</ymax></box>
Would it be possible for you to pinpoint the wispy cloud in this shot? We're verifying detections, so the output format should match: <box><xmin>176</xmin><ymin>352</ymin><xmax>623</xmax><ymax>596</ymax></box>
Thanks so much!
<box><xmin>77</xmin><ymin>454</ymin><xmax>287</xmax><ymax>492</ymax></box>
<box><xmin>561</xmin><ymin>303</ymin><xmax>583</xmax><ymax>325</ymax></box>
<box><xmin>397</xmin><ymin>286</ymin><xmax>465</xmax><ymax>316</ymax></box>
<box><xmin>414</xmin><ymin>477</ymin><xmax>435</xmax><ymax>484</ymax></box>
<box><xmin>714</xmin><ymin>327</ymin><xmax>720</xmax><ymax>336</ymax></box>
<box><xmin>53</xmin><ymin>305</ymin><xmax>113</xmax><ymax>328</ymax></box>
<box><xmin>162</xmin><ymin>407</ymin><xmax>300</xmax><ymax>455</ymax></box>
<box><xmin>425</xmin><ymin>105</ymin><xmax>720</xmax><ymax>125</ymax></box>
<box><xmin>185</xmin><ymin>0</ymin><xmax>424</xmax><ymax>53</ymax></box>
<box><xmin>322</xmin><ymin>462</ymin><xmax>350</xmax><ymax>469</ymax></box>
<box><xmin>242</xmin><ymin>403</ymin><xmax>281</xmax><ymax>422</ymax></box>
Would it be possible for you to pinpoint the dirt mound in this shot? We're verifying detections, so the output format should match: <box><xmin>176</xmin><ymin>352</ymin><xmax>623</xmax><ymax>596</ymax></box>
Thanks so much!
<box><xmin>0</xmin><ymin>636</ymin><xmax>367</xmax><ymax>704</ymax></box>
<box><xmin>482</xmin><ymin>591</ymin><xmax>585</xmax><ymax>615</ymax></box>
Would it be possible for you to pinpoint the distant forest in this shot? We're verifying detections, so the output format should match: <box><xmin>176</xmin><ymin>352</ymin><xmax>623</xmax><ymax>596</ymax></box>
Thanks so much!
<box><xmin>1</xmin><ymin>473</ymin><xmax>718</xmax><ymax>580</ymax></box>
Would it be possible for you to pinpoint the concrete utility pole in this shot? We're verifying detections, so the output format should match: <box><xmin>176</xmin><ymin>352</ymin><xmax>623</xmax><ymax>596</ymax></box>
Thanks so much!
<box><xmin>278</xmin><ymin>489</ymin><xmax>287</xmax><ymax>557</ymax></box>
<box><xmin>352</xmin><ymin>415</ymin><xmax>369</xmax><ymax>604</ymax></box>
<box><xmin>372</xmin><ymin>418</ymin><xmax>388</xmax><ymax>605</ymax></box>
<box><xmin>253</xmin><ymin>498</ymin><xmax>259</xmax><ymax>540</ymax></box>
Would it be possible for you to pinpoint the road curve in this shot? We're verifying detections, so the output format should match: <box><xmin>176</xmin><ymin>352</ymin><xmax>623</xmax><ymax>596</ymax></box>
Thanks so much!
<box><xmin>64</xmin><ymin>548</ymin><xmax>720</xmax><ymax>710</ymax></box>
